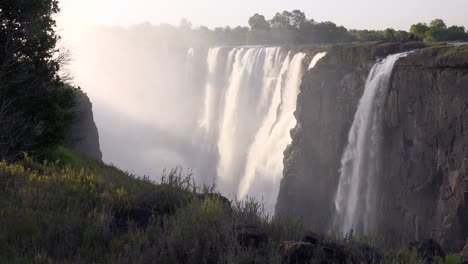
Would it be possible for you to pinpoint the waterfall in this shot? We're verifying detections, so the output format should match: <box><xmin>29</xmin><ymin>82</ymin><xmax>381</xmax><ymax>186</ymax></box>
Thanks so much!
<box><xmin>197</xmin><ymin>46</ymin><xmax>319</xmax><ymax>209</ymax></box>
<box><xmin>334</xmin><ymin>52</ymin><xmax>411</xmax><ymax>234</ymax></box>
<box><xmin>238</xmin><ymin>52</ymin><xmax>310</xmax><ymax>208</ymax></box>
<box><xmin>308</xmin><ymin>52</ymin><xmax>327</xmax><ymax>70</ymax></box>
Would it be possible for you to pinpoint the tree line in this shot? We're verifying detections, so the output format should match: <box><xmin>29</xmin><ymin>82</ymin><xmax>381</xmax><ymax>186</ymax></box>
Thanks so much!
<box><xmin>173</xmin><ymin>10</ymin><xmax>468</xmax><ymax>46</ymax></box>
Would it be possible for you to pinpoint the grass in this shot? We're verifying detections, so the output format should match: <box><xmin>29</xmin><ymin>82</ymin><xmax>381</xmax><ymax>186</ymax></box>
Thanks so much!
<box><xmin>0</xmin><ymin>147</ymin><xmax>463</xmax><ymax>263</ymax></box>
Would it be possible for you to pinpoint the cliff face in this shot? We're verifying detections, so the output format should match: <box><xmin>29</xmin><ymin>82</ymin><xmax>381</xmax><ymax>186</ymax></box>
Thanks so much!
<box><xmin>67</xmin><ymin>90</ymin><xmax>103</xmax><ymax>161</ymax></box>
<box><xmin>379</xmin><ymin>45</ymin><xmax>468</xmax><ymax>251</ymax></box>
<box><xmin>276</xmin><ymin>43</ymin><xmax>468</xmax><ymax>252</ymax></box>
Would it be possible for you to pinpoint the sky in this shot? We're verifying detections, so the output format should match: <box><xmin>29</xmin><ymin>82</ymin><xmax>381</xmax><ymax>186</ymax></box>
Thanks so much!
<box><xmin>58</xmin><ymin>0</ymin><xmax>468</xmax><ymax>31</ymax></box>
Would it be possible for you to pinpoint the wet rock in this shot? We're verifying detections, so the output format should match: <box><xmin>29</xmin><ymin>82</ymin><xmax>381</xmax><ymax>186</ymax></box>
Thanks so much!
<box><xmin>409</xmin><ymin>239</ymin><xmax>446</xmax><ymax>263</ymax></box>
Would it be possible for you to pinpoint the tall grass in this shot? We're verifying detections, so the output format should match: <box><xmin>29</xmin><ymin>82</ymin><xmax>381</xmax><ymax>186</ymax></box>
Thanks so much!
<box><xmin>0</xmin><ymin>147</ymin><xmax>463</xmax><ymax>263</ymax></box>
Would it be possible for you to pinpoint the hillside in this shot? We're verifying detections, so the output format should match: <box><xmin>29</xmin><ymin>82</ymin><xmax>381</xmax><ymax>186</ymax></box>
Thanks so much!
<box><xmin>0</xmin><ymin>147</ymin><xmax>464</xmax><ymax>263</ymax></box>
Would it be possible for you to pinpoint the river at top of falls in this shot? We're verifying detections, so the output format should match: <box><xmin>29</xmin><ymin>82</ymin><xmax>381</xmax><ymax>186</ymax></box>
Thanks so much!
<box><xmin>334</xmin><ymin>51</ymin><xmax>412</xmax><ymax>234</ymax></box>
<box><xmin>196</xmin><ymin>47</ymin><xmax>327</xmax><ymax>211</ymax></box>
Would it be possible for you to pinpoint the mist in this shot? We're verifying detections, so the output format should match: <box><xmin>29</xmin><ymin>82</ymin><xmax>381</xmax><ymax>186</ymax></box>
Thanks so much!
<box><xmin>55</xmin><ymin>0</ymin><xmax>468</xmax><ymax>210</ymax></box>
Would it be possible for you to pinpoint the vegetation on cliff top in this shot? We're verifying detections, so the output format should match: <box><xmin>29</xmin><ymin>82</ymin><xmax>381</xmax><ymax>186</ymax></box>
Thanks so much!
<box><xmin>119</xmin><ymin>10</ymin><xmax>468</xmax><ymax>47</ymax></box>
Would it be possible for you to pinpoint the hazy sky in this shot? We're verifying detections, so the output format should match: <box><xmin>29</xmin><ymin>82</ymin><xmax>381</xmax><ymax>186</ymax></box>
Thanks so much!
<box><xmin>58</xmin><ymin>0</ymin><xmax>468</xmax><ymax>31</ymax></box>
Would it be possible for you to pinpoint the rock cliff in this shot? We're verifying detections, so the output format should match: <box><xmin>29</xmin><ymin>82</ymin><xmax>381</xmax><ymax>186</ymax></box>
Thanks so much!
<box><xmin>276</xmin><ymin>43</ymin><xmax>468</xmax><ymax>252</ymax></box>
<box><xmin>66</xmin><ymin>89</ymin><xmax>103</xmax><ymax>161</ymax></box>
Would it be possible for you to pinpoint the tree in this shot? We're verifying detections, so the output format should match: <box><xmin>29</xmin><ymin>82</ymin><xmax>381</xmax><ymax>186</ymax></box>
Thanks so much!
<box><xmin>179</xmin><ymin>18</ymin><xmax>193</xmax><ymax>30</ymax></box>
<box><xmin>248</xmin><ymin>13</ymin><xmax>270</xmax><ymax>44</ymax></box>
<box><xmin>394</xmin><ymin>30</ymin><xmax>410</xmax><ymax>41</ymax></box>
<box><xmin>429</xmin><ymin>19</ymin><xmax>447</xmax><ymax>30</ymax></box>
<box><xmin>383</xmin><ymin>28</ymin><xmax>396</xmax><ymax>41</ymax></box>
<box><xmin>270</xmin><ymin>11</ymin><xmax>292</xmax><ymax>30</ymax></box>
<box><xmin>248</xmin><ymin>14</ymin><xmax>270</xmax><ymax>31</ymax></box>
<box><xmin>446</xmin><ymin>25</ymin><xmax>467</xmax><ymax>41</ymax></box>
<box><xmin>290</xmin><ymin>10</ymin><xmax>307</xmax><ymax>28</ymax></box>
<box><xmin>410</xmin><ymin>23</ymin><xmax>429</xmax><ymax>40</ymax></box>
<box><xmin>0</xmin><ymin>0</ymin><xmax>75</xmax><ymax>161</ymax></box>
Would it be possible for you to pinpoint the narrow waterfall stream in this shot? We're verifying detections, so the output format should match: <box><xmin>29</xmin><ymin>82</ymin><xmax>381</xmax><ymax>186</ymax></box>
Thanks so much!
<box><xmin>334</xmin><ymin>52</ymin><xmax>412</xmax><ymax>234</ymax></box>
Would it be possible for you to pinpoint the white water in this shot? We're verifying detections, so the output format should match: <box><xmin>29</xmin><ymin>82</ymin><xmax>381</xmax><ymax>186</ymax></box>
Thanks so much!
<box><xmin>308</xmin><ymin>52</ymin><xmax>327</xmax><ymax>70</ymax></box>
<box><xmin>334</xmin><ymin>52</ymin><xmax>411</xmax><ymax>234</ymax></box>
<box><xmin>197</xmin><ymin>47</ymin><xmax>323</xmax><ymax>209</ymax></box>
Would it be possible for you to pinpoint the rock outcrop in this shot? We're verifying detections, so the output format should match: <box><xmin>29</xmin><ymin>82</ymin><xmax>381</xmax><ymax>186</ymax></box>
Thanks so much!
<box><xmin>67</xmin><ymin>89</ymin><xmax>103</xmax><ymax>161</ymax></box>
<box><xmin>276</xmin><ymin>43</ymin><xmax>468</xmax><ymax>252</ymax></box>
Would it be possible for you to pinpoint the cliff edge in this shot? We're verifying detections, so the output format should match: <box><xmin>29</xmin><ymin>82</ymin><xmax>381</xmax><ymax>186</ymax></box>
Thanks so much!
<box><xmin>66</xmin><ymin>90</ymin><xmax>103</xmax><ymax>161</ymax></box>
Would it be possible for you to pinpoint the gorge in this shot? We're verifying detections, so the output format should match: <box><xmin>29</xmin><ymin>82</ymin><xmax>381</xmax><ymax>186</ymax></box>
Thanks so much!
<box><xmin>71</xmin><ymin>41</ymin><xmax>468</xmax><ymax>253</ymax></box>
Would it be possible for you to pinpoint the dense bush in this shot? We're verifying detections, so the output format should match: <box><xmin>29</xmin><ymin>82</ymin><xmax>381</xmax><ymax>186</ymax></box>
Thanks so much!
<box><xmin>0</xmin><ymin>0</ymin><xmax>76</xmax><ymax>162</ymax></box>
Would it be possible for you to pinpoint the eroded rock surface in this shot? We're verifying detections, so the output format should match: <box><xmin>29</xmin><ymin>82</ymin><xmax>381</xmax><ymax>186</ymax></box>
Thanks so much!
<box><xmin>276</xmin><ymin>43</ymin><xmax>468</xmax><ymax>252</ymax></box>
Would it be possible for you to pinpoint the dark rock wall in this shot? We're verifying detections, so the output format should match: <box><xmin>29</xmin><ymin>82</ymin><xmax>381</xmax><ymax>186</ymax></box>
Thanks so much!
<box><xmin>67</xmin><ymin>90</ymin><xmax>103</xmax><ymax>161</ymax></box>
<box><xmin>379</xmin><ymin>46</ymin><xmax>468</xmax><ymax>251</ymax></box>
<box><xmin>276</xmin><ymin>43</ymin><xmax>468</xmax><ymax>252</ymax></box>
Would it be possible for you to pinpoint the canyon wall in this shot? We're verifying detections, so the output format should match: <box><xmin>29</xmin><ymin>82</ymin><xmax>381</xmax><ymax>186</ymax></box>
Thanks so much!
<box><xmin>67</xmin><ymin>89</ymin><xmax>103</xmax><ymax>161</ymax></box>
<box><xmin>276</xmin><ymin>43</ymin><xmax>468</xmax><ymax>252</ymax></box>
<box><xmin>380</xmin><ymin>45</ymin><xmax>468</xmax><ymax>251</ymax></box>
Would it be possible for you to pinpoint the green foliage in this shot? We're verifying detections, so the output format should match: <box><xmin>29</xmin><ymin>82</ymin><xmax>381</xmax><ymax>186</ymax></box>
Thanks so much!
<box><xmin>410</xmin><ymin>19</ymin><xmax>468</xmax><ymax>42</ymax></box>
<box><xmin>411</xmin><ymin>23</ymin><xmax>430</xmax><ymax>40</ymax></box>
<box><xmin>0</xmin><ymin>0</ymin><xmax>76</xmax><ymax>162</ymax></box>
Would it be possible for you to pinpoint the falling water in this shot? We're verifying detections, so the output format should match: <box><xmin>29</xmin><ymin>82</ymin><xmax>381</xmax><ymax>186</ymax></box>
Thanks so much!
<box><xmin>216</xmin><ymin>47</ymin><xmax>288</xmax><ymax>197</ymax></box>
<box><xmin>334</xmin><ymin>52</ymin><xmax>411</xmax><ymax>234</ymax></box>
<box><xmin>238</xmin><ymin>52</ymin><xmax>311</xmax><ymax>209</ymax></box>
<box><xmin>196</xmin><ymin>47</ymin><xmax>325</xmax><ymax>209</ymax></box>
<box><xmin>308</xmin><ymin>52</ymin><xmax>327</xmax><ymax>70</ymax></box>
<box><xmin>197</xmin><ymin>46</ymin><xmax>320</xmax><ymax>209</ymax></box>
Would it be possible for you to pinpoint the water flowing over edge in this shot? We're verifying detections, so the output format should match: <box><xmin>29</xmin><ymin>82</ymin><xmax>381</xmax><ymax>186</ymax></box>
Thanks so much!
<box><xmin>196</xmin><ymin>47</ymin><xmax>327</xmax><ymax>210</ymax></box>
<box><xmin>334</xmin><ymin>51</ymin><xmax>412</xmax><ymax>234</ymax></box>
